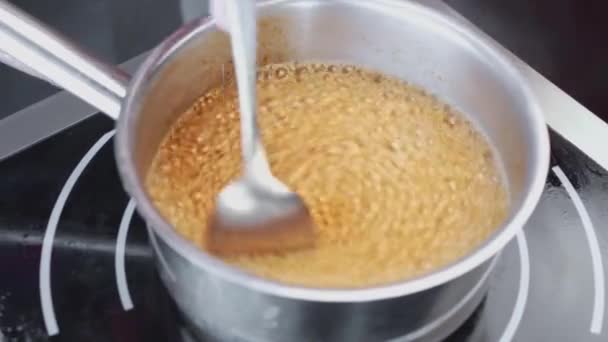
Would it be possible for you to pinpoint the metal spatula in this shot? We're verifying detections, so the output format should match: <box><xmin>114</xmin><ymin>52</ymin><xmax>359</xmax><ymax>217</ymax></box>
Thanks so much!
<box><xmin>207</xmin><ymin>0</ymin><xmax>316</xmax><ymax>255</ymax></box>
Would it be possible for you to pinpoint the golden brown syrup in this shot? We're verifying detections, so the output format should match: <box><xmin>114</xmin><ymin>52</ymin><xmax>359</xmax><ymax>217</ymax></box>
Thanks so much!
<box><xmin>146</xmin><ymin>62</ymin><xmax>509</xmax><ymax>288</ymax></box>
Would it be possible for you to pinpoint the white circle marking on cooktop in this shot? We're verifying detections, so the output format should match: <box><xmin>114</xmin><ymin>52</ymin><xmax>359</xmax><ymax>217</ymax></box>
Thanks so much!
<box><xmin>39</xmin><ymin>130</ymin><xmax>115</xmax><ymax>336</ymax></box>
<box><xmin>391</xmin><ymin>256</ymin><xmax>498</xmax><ymax>341</ymax></box>
<box><xmin>116</xmin><ymin>199</ymin><xmax>136</xmax><ymax>311</ymax></box>
<box><xmin>499</xmin><ymin>231</ymin><xmax>530</xmax><ymax>342</ymax></box>
<box><xmin>553</xmin><ymin>165</ymin><xmax>605</xmax><ymax>334</ymax></box>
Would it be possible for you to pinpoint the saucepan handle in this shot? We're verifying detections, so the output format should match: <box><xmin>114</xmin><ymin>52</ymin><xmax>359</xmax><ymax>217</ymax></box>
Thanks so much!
<box><xmin>0</xmin><ymin>0</ymin><xmax>129</xmax><ymax>119</ymax></box>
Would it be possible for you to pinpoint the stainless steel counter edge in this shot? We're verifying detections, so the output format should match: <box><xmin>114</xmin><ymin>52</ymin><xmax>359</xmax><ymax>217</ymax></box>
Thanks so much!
<box><xmin>436</xmin><ymin>1</ymin><xmax>608</xmax><ymax>171</ymax></box>
<box><xmin>0</xmin><ymin>53</ymin><xmax>146</xmax><ymax>161</ymax></box>
<box><xmin>1</xmin><ymin>1</ymin><xmax>607</xmax><ymax>171</ymax></box>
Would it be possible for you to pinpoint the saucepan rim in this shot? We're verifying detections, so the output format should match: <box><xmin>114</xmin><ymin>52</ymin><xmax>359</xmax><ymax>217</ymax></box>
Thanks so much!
<box><xmin>115</xmin><ymin>0</ymin><xmax>551</xmax><ymax>302</ymax></box>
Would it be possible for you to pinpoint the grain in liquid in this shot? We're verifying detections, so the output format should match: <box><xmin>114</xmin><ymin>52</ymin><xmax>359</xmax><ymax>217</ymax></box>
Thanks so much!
<box><xmin>145</xmin><ymin>62</ymin><xmax>509</xmax><ymax>288</ymax></box>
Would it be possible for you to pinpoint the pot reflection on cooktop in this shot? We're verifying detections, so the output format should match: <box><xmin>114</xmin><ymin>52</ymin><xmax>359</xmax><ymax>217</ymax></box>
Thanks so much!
<box><xmin>0</xmin><ymin>110</ymin><xmax>607</xmax><ymax>342</ymax></box>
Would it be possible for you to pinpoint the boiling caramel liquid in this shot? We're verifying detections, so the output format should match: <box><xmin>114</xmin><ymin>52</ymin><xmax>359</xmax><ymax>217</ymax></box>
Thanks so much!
<box><xmin>145</xmin><ymin>62</ymin><xmax>508</xmax><ymax>288</ymax></box>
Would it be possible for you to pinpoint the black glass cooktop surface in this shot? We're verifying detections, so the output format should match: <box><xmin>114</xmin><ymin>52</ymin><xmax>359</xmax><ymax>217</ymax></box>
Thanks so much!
<box><xmin>1</xmin><ymin>114</ymin><xmax>607</xmax><ymax>342</ymax></box>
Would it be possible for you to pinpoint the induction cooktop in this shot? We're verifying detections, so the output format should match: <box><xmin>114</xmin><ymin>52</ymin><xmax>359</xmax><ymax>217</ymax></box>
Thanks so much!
<box><xmin>1</xmin><ymin>1</ymin><xmax>607</xmax><ymax>341</ymax></box>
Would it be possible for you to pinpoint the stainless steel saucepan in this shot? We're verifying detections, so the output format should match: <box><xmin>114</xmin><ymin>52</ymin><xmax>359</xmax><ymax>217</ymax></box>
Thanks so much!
<box><xmin>0</xmin><ymin>0</ymin><xmax>550</xmax><ymax>340</ymax></box>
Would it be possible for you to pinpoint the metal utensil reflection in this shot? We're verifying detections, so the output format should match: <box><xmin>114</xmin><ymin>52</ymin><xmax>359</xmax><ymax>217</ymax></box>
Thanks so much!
<box><xmin>207</xmin><ymin>0</ymin><xmax>315</xmax><ymax>255</ymax></box>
